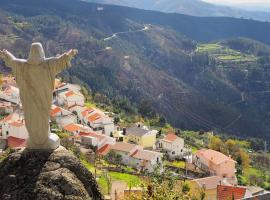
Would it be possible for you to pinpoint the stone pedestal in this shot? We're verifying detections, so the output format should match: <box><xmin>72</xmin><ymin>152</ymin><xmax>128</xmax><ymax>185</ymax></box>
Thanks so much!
<box><xmin>0</xmin><ymin>147</ymin><xmax>103</xmax><ymax>200</ymax></box>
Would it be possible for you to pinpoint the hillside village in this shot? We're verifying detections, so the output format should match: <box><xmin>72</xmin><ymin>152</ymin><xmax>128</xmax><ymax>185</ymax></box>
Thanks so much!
<box><xmin>0</xmin><ymin>75</ymin><xmax>269</xmax><ymax>200</ymax></box>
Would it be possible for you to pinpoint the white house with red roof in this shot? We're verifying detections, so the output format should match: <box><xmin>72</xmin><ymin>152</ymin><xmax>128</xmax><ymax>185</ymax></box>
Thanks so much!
<box><xmin>129</xmin><ymin>149</ymin><xmax>163</xmax><ymax>172</ymax></box>
<box><xmin>0</xmin><ymin>101</ymin><xmax>15</xmax><ymax>115</ymax></box>
<box><xmin>158</xmin><ymin>133</ymin><xmax>186</xmax><ymax>159</ymax></box>
<box><xmin>97</xmin><ymin>142</ymin><xmax>163</xmax><ymax>172</ymax></box>
<box><xmin>0</xmin><ymin>85</ymin><xmax>20</xmax><ymax>104</ymax></box>
<box><xmin>194</xmin><ymin>149</ymin><xmax>237</xmax><ymax>185</ymax></box>
<box><xmin>63</xmin><ymin>123</ymin><xmax>90</xmax><ymax>135</ymax></box>
<box><xmin>1</xmin><ymin>121</ymin><xmax>28</xmax><ymax>140</ymax></box>
<box><xmin>80</xmin><ymin>107</ymin><xmax>115</xmax><ymax>136</ymax></box>
<box><xmin>80</xmin><ymin>132</ymin><xmax>116</xmax><ymax>149</ymax></box>
<box><xmin>54</xmin><ymin>82</ymin><xmax>81</xmax><ymax>95</ymax></box>
<box><xmin>0</xmin><ymin>112</ymin><xmax>28</xmax><ymax>149</ymax></box>
<box><xmin>57</xmin><ymin>90</ymin><xmax>84</xmax><ymax>108</ymax></box>
<box><xmin>50</xmin><ymin>105</ymin><xmax>77</xmax><ymax>128</ymax></box>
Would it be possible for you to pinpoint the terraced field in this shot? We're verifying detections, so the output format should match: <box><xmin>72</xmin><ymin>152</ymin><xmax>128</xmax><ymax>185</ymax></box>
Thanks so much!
<box><xmin>196</xmin><ymin>43</ymin><xmax>257</xmax><ymax>62</ymax></box>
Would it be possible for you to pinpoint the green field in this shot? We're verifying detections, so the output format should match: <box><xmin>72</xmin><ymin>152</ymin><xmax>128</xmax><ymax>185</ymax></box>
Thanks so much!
<box><xmin>81</xmin><ymin>158</ymin><xmax>142</xmax><ymax>195</ymax></box>
<box><xmin>196</xmin><ymin>43</ymin><xmax>257</xmax><ymax>62</ymax></box>
<box><xmin>196</xmin><ymin>43</ymin><xmax>223</xmax><ymax>53</ymax></box>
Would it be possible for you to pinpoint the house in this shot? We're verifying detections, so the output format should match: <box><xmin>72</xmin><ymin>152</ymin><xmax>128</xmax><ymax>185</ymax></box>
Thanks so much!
<box><xmin>124</xmin><ymin>125</ymin><xmax>157</xmax><ymax>148</ymax></box>
<box><xmin>217</xmin><ymin>185</ymin><xmax>248</xmax><ymax>200</ymax></box>
<box><xmin>63</xmin><ymin>123</ymin><xmax>90</xmax><ymax>135</ymax></box>
<box><xmin>80</xmin><ymin>132</ymin><xmax>115</xmax><ymax>149</ymax></box>
<box><xmin>68</xmin><ymin>104</ymin><xmax>86</xmax><ymax>122</ymax></box>
<box><xmin>194</xmin><ymin>149</ymin><xmax>237</xmax><ymax>185</ymax></box>
<box><xmin>7</xmin><ymin>136</ymin><xmax>26</xmax><ymax>148</ymax></box>
<box><xmin>0</xmin><ymin>85</ymin><xmax>20</xmax><ymax>104</ymax></box>
<box><xmin>98</xmin><ymin>142</ymin><xmax>143</xmax><ymax>163</ymax></box>
<box><xmin>158</xmin><ymin>133</ymin><xmax>186</xmax><ymax>158</ymax></box>
<box><xmin>57</xmin><ymin>90</ymin><xmax>84</xmax><ymax>108</ymax></box>
<box><xmin>190</xmin><ymin>176</ymin><xmax>232</xmax><ymax>200</ymax></box>
<box><xmin>50</xmin><ymin>105</ymin><xmax>77</xmax><ymax>127</ymax></box>
<box><xmin>2</xmin><ymin>121</ymin><xmax>28</xmax><ymax>140</ymax></box>
<box><xmin>81</xmin><ymin>107</ymin><xmax>115</xmax><ymax>136</ymax></box>
<box><xmin>0</xmin><ymin>101</ymin><xmax>15</xmax><ymax>115</ymax></box>
<box><xmin>98</xmin><ymin>142</ymin><xmax>163</xmax><ymax>172</ymax></box>
<box><xmin>54</xmin><ymin>82</ymin><xmax>81</xmax><ymax>95</ymax></box>
<box><xmin>129</xmin><ymin>149</ymin><xmax>163</xmax><ymax>172</ymax></box>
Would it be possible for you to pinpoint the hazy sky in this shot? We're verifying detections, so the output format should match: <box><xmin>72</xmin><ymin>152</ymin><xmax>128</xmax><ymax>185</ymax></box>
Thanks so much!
<box><xmin>202</xmin><ymin>0</ymin><xmax>270</xmax><ymax>6</ymax></box>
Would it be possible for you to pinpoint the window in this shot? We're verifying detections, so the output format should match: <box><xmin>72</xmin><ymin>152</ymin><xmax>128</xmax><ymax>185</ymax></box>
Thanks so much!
<box><xmin>181</xmin><ymin>149</ymin><xmax>183</xmax><ymax>152</ymax></box>
<box><xmin>6</xmin><ymin>131</ymin><xmax>9</xmax><ymax>135</ymax></box>
<box><xmin>172</xmin><ymin>151</ymin><xmax>175</xmax><ymax>155</ymax></box>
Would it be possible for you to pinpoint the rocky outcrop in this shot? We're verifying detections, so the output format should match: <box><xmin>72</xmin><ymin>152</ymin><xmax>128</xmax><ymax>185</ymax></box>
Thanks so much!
<box><xmin>0</xmin><ymin>146</ymin><xmax>103</xmax><ymax>200</ymax></box>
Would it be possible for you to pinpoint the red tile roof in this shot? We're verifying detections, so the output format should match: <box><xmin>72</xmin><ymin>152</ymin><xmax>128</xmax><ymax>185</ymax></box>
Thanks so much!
<box><xmin>9</xmin><ymin>121</ymin><xmax>24</xmax><ymax>127</ymax></box>
<box><xmin>192</xmin><ymin>176</ymin><xmax>228</xmax><ymax>190</ymax></box>
<box><xmin>163</xmin><ymin>133</ymin><xmax>178</xmax><ymax>143</ymax></box>
<box><xmin>50</xmin><ymin>107</ymin><xmax>62</xmax><ymax>117</ymax></box>
<box><xmin>81</xmin><ymin>108</ymin><xmax>94</xmax><ymax>117</ymax></box>
<box><xmin>217</xmin><ymin>185</ymin><xmax>246</xmax><ymax>200</ymax></box>
<box><xmin>196</xmin><ymin>149</ymin><xmax>236</xmax><ymax>165</ymax></box>
<box><xmin>79</xmin><ymin>132</ymin><xmax>106</xmax><ymax>142</ymax></box>
<box><xmin>97</xmin><ymin>144</ymin><xmax>111</xmax><ymax>156</ymax></box>
<box><xmin>88</xmin><ymin>113</ymin><xmax>101</xmax><ymax>123</ymax></box>
<box><xmin>131</xmin><ymin>150</ymin><xmax>159</xmax><ymax>161</ymax></box>
<box><xmin>65</xmin><ymin>90</ymin><xmax>74</xmax><ymax>97</ymax></box>
<box><xmin>7</xmin><ymin>136</ymin><xmax>26</xmax><ymax>148</ymax></box>
<box><xmin>63</xmin><ymin>123</ymin><xmax>82</xmax><ymax>133</ymax></box>
<box><xmin>111</xmin><ymin>142</ymin><xmax>137</xmax><ymax>153</ymax></box>
<box><xmin>0</xmin><ymin>114</ymin><xmax>14</xmax><ymax>123</ymax></box>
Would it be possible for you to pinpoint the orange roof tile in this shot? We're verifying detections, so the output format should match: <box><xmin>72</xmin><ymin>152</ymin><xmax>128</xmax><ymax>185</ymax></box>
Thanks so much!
<box><xmin>192</xmin><ymin>176</ymin><xmax>228</xmax><ymax>190</ymax></box>
<box><xmin>111</xmin><ymin>142</ymin><xmax>137</xmax><ymax>153</ymax></box>
<box><xmin>81</xmin><ymin>108</ymin><xmax>94</xmax><ymax>117</ymax></box>
<box><xmin>7</xmin><ymin>136</ymin><xmax>26</xmax><ymax>148</ymax></box>
<box><xmin>79</xmin><ymin>132</ymin><xmax>106</xmax><ymax>142</ymax></box>
<box><xmin>63</xmin><ymin>123</ymin><xmax>82</xmax><ymax>133</ymax></box>
<box><xmin>217</xmin><ymin>185</ymin><xmax>246</xmax><ymax>200</ymax></box>
<box><xmin>50</xmin><ymin>107</ymin><xmax>62</xmax><ymax>117</ymax></box>
<box><xmin>88</xmin><ymin>113</ymin><xmax>101</xmax><ymax>122</ymax></box>
<box><xmin>9</xmin><ymin>121</ymin><xmax>24</xmax><ymax>127</ymax></box>
<box><xmin>97</xmin><ymin>144</ymin><xmax>111</xmax><ymax>156</ymax></box>
<box><xmin>163</xmin><ymin>133</ymin><xmax>178</xmax><ymax>143</ymax></box>
<box><xmin>196</xmin><ymin>149</ymin><xmax>236</xmax><ymax>165</ymax></box>
<box><xmin>0</xmin><ymin>114</ymin><xmax>13</xmax><ymax>123</ymax></box>
<box><xmin>131</xmin><ymin>150</ymin><xmax>159</xmax><ymax>161</ymax></box>
<box><xmin>65</xmin><ymin>90</ymin><xmax>74</xmax><ymax>97</ymax></box>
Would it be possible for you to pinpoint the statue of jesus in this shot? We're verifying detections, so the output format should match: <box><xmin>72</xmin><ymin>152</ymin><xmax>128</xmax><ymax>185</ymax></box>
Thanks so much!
<box><xmin>0</xmin><ymin>43</ymin><xmax>78</xmax><ymax>150</ymax></box>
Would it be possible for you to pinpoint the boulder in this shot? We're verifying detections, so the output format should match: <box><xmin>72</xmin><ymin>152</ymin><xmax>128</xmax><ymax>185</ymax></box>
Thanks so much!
<box><xmin>0</xmin><ymin>146</ymin><xmax>103</xmax><ymax>200</ymax></box>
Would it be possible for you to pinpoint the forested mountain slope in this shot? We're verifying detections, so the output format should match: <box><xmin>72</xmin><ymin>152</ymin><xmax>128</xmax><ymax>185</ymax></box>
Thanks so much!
<box><xmin>0</xmin><ymin>0</ymin><xmax>270</xmax><ymax>140</ymax></box>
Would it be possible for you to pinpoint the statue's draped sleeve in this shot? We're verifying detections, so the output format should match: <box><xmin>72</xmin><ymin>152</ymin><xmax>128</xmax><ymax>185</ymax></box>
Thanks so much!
<box><xmin>47</xmin><ymin>53</ymin><xmax>73</xmax><ymax>75</ymax></box>
<box><xmin>2</xmin><ymin>51</ymin><xmax>25</xmax><ymax>82</ymax></box>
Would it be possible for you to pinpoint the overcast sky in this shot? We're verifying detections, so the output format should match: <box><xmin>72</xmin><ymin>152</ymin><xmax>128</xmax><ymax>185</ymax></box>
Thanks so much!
<box><xmin>202</xmin><ymin>0</ymin><xmax>270</xmax><ymax>6</ymax></box>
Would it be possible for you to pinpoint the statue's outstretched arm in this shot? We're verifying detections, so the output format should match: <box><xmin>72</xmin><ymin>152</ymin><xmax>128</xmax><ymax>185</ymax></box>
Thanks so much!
<box><xmin>0</xmin><ymin>49</ymin><xmax>20</xmax><ymax>67</ymax></box>
<box><xmin>48</xmin><ymin>49</ymin><xmax>78</xmax><ymax>75</ymax></box>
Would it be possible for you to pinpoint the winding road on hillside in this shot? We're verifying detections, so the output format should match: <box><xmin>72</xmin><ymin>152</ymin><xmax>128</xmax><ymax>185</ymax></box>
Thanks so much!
<box><xmin>103</xmin><ymin>25</ymin><xmax>150</xmax><ymax>41</ymax></box>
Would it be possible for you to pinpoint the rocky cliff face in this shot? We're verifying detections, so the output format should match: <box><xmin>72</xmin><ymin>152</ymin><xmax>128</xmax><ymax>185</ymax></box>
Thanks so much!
<box><xmin>0</xmin><ymin>147</ymin><xmax>103</xmax><ymax>200</ymax></box>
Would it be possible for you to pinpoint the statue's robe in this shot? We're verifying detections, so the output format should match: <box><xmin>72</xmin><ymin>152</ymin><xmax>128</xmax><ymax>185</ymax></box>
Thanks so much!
<box><xmin>3</xmin><ymin>53</ymin><xmax>72</xmax><ymax>148</ymax></box>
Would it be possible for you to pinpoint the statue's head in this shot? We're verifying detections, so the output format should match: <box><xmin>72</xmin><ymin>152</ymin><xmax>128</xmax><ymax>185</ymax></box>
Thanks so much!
<box><xmin>28</xmin><ymin>43</ymin><xmax>45</xmax><ymax>64</ymax></box>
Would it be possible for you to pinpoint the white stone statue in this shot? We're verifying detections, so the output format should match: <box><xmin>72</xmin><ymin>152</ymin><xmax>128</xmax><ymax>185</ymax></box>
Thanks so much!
<box><xmin>0</xmin><ymin>43</ymin><xmax>78</xmax><ymax>150</ymax></box>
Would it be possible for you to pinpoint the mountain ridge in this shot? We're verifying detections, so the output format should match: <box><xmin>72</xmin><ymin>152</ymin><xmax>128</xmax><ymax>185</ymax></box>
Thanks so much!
<box><xmin>85</xmin><ymin>0</ymin><xmax>270</xmax><ymax>22</ymax></box>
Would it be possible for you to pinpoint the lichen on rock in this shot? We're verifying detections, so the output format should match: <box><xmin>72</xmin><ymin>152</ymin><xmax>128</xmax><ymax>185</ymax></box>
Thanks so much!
<box><xmin>0</xmin><ymin>146</ymin><xmax>103</xmax><ymax>200</ymax></box>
